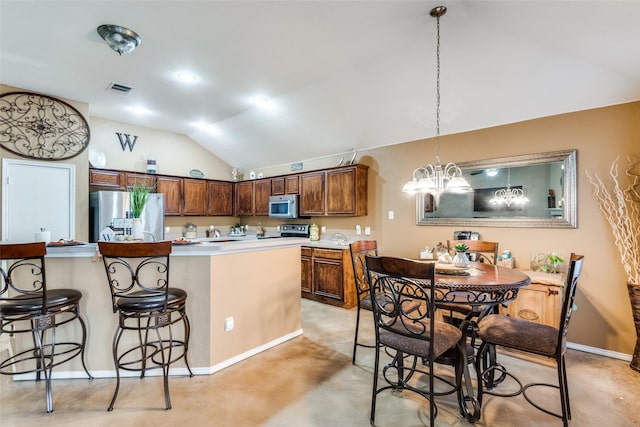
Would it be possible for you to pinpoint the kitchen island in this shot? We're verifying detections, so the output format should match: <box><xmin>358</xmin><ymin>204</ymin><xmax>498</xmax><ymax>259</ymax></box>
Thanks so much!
<box><xmin>35</xmin><ymin>237</ymin><xmax>307</xmax><ymax>379</ymax></box>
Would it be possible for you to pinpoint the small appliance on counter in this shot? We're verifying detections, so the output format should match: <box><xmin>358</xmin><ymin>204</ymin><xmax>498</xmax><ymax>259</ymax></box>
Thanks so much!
<box><xmin>453</xmin><ymin>230</ymin><xmax>479</xmax><ymax>240</ymax></box>
<box><xmin>280</xmin><ymin>224</ymin><xmax>310</xmax><ymax>238</ymax></box>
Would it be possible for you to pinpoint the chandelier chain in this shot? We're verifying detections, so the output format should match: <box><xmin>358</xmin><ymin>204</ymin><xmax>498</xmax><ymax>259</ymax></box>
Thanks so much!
<box><xmin>435</xmin><ymin>12</ymin><xmax>442</xmax><ymax>165</ymax></box>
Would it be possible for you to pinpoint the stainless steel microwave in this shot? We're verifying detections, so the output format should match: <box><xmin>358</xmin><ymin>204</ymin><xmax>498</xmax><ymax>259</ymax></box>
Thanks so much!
<box><xmin>268</xmin><ymin>195</ymin><xmax>299</xmax><ymax>219</ymax></box>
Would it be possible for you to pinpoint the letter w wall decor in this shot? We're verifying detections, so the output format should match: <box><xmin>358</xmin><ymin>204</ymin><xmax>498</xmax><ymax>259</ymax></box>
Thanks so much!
<box><xmin>116</xmin><ymin>132</ymin><xmax>138</xmax><ymax>152</ymax></box>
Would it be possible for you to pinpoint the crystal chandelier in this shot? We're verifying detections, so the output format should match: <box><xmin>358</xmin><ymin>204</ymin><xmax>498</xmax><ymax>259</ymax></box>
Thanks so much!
<box><xmin>489</xmin><ymin>168</ymin><xmax>530</xmax><ymax>207</ymax></box>
<box><xmin>402</xmin><ymin>6</ymin><xmax>472</xmax><ymax>199</ymax></box>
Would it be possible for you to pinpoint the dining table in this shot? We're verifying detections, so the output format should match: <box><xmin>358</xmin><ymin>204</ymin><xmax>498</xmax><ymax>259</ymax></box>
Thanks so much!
<box><xmin>432</xmin><ymin>261</ymin><xmax>531</xmax><ymax>422</ymax></box>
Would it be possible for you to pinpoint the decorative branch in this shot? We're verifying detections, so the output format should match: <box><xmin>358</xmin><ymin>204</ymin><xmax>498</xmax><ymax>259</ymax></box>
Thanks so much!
<box><xmin>587</xmin><ymin>156</ymin><xmax>640</xmax><ymax>284</ymax></box>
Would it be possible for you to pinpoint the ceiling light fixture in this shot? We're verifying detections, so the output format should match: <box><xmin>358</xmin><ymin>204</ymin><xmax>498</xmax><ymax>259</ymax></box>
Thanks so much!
<box><xmin>177</xmin><ymin>72</ymin><xmax>197</xmax><ymax>82</ymax></box>
<box><xmin>402</xmin><ymin>6</ymin><xmax>472</xmax><ymax>200</ymax></box>
<box><xmin>97</xmin><ymin>24</ymin><xmax>141</xmax><ymax>55</ymax></box>
<box><xmin>489</xmin><ymin>168</ymin><xmax>529</xmax><ymax>207</ymax></box>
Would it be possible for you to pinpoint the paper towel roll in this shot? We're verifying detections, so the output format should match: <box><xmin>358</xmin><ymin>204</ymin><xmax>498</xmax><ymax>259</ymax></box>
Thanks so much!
<box><xmin>35</xmin><ymin>231</ymin><xmax>51</xmax><ymax>243</ymax></box>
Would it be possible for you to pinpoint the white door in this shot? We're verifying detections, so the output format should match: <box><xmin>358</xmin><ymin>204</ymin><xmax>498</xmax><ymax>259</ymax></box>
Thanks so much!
<box><xmin>2</xmin><ymin>159</ymin><xmax>75</xmax><ymax>242</ymax></box>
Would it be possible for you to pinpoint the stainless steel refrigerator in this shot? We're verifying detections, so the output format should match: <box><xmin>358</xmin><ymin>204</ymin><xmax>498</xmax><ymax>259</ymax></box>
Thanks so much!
<box><xmin>89</xmin><ymin>191</ymin><xmax>165</xmax><ymax>242</ymax></box>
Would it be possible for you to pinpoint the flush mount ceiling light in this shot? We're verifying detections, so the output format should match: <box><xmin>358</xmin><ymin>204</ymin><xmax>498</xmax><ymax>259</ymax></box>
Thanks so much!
<box><xmin>177</xmin><ymin>72</ymin><xmax>197</xmax><ymax>82</ymax></box>
<box><xmin>402</xmin><ymin>6</ymin><xmax>473</xmax><ymax>200</ymax></box>
<box><xmin>97</xmin><ymin>24</ymin><xmax>141</xmax><ymax>55</ymax></box>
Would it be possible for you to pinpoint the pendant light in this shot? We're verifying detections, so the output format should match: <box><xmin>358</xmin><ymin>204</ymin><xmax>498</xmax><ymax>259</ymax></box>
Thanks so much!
<box><xmin>402</xmin><ymin>6</ymin><xmax>472</xmax><ymax>200</ymax></box>
<box><xmin>489</xmin><ymin>168</ymin><xmax>530</xmax><ymax>207</ymax></box>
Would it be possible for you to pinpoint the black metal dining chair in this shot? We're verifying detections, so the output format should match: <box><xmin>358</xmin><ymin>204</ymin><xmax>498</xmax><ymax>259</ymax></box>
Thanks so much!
<box><xmin>475</xmin><ymin>253</ymin><xmax>584</xmax><ymax>427</ymax></box>
<box><xmin>348</xmin><ymin>240</ymin><xmax>378</xmax><ymax>364</ymax></box>
<box><xmin>0</xmin><ymin>242</ymin><xmax>92</xmax><ymax>413</ymax></box>
<box><xmin>365</xmin><ymin>255</ymin><xmax>465</xmax><ymax>427</ymax></box>
<box><xmin>98</xmin><ymin>241</ymin><xmax>193</xmax><ymax>411</ymax></box>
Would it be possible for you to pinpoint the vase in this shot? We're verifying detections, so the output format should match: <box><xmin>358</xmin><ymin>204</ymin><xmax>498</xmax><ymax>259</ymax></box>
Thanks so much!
<box><xmin>452</xmin><ymin>251</ymin><xmax>470</xmax><ymax>268</ymax></box>
<box><xmin>131</xmin><ymin>218</ymin><xmax>144</xmax><ymax>240</ymax></box>
<box><xmin>628</xmin><ymin>284</ymin><xmax>640</xmax><ymax>372</ymax></box>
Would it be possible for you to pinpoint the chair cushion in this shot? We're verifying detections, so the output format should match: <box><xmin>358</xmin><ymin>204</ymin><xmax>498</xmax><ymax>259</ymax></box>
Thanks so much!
<box><xmin>380</xmin><ymin>320</ymin><xmax>462</xmax><ymax>359</ymax></box>
<box><xmin>0</xmin><ymin>289</ymin><xmax>82</xmax><ymax>315</ymax></box>
<box><xmin>116</xmin><ymin>287</ymin><xmax>187</xmax><ymax>312</ymax></box>
<box><xmin>478</xmin><ymin>314</ymin><xmax>563</xmax><ymax>357</ymax></box>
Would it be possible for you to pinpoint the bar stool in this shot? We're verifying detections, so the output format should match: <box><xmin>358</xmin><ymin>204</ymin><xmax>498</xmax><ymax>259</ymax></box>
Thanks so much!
<box><xmin>97</xmin><ymin>241</ymin><xmax>193</xmax><ymax>411</ymax></box>
<box><xmin>0</xmin><ymin>242</ymin><xmax>92</xmax><ymax>413</ymax></box>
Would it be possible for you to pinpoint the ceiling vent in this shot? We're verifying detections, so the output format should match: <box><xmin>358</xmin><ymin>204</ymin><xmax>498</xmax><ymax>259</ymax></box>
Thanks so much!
<box><xmin>106</xmin><ymin>82</ymin><xmax>133</xmax><ymax>95</ymax></box>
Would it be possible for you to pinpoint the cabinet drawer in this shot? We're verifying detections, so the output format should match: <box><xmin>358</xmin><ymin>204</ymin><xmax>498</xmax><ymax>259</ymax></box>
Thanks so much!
<box><xmin>301</xmin><ymin>247</ymin><xmax>313</xmax><ymax>257</ymax></box>
<box><xmin>312</xmin><ymin>248</ymin><xmax>343</xmax><ymax>260</ymax></box>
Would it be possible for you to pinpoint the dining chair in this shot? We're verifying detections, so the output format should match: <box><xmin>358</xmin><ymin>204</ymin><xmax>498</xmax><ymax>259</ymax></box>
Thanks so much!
<box><xmin>365</xmin><ymin>255</ymin><xmax>465</xmax><ymax>427</ymax></box>
<box><xmin>446</xmin><ymin>240</ymin><xmax>499</xmax><ymax>264</ymax></box>
<box><xmin>475</xmin><ymin>253</ymin><xmax>584</xmax><ymax>427</ymax></box>
<box><xmin>97</xmin><ymin>241</ymin><xmax>193</xmax><ymax>411</ymax></box>
<box><xmin>348</xmin><ymin>240</ymin><xmax>378</xmax><ymax>364</ymax></box>
<box><xmin>0</xmin><ymin>242</ymin><xmax>92</xmax><ymax>413</ymax></box>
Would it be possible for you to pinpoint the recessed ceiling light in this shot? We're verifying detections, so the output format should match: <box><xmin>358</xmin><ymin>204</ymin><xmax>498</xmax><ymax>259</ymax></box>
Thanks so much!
<box><xmin>177</xmin><ymin>72</ymin><xmax>197</xmax><ymax>82</ymax></box>
<box><xmin>127</xmin><ymin>105</ymin><xmax>151</xmax><ymax>115</ymax></box>
<box><xmin>251</xmin><ymin>96</ymin><xmax>271</xmax><ymax>107</ymax></box>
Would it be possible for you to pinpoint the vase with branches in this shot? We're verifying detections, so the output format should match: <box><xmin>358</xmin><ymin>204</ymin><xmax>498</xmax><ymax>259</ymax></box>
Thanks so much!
<box><xmin>587</xmin><ymin>155</ymin><xmax>640</xmax><ymax>371</ymax></box>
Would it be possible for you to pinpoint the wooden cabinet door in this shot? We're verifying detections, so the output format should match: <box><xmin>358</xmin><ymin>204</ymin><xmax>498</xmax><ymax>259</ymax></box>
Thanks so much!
<box><xmin>156</xmin><ymin>176</ymin><xmax>182</xmax><ymax>216</ymax></box>
<box><xmin>312</xmin><ymin>248</ymin><xmax>344</xmax><ymax>301</ymax></box>
<box><xmin>300</xmin><ymin>247</ymin><xmax>313</xmax><ymax>293</ymax></box>
<box><xmin>235</xmin><ymin>181</ymin><xmax>254</xmax><ymax>216</ymax></box>
<box><xmin>285</xmin><ymin>175</ymin><xmax>299</xmax><ymax>194</ymax></box>
<box><xmin>325</xmin><ymin>165</ymin><xmax>367</xmax><ymax>216</ymax></box>
<box><xmin>271</xmin><ymin>177</ymin><xmax>285</xmax><ymax>196</ymax></box>
<box><xmin>124</xmin><ymin>173</ymin><xmax>155</xmax><ymax>190</ymax></box>
<box><xmin>501</xmin><ymin>283</ymin><xmax>562</xmax><ymax>327</ymax></box>
<box><xmin>254</xmin><ymin>179</ymin><xmax>272</xmax><ymax>216</ymax></box>
<box><xmin>208</xmin><ymin>181</ymin><xmax>234</xmax><ymax>216</ymax></box>
<box><xmin>89</xmin><ymin>169</ymin><xmax>123</xmax><ymax>191</ymax></box>
<box><xmin>299</xmin><ymin>171</ymin><xmax>325</xmax><ymax>216</ymax></box>
<box><xmin>182</xmin><ymin>178</ymin><xmax>208</xmax><ymax>215</ymax></box>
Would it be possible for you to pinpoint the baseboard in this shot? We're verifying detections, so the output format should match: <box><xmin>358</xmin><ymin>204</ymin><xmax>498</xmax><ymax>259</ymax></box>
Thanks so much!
<box><xmin>13</xmin><ymin>328</ymin><xmax>304</xmax><ymax>380</ymax></box>
<box><xmin>567</xmin><ymin>342</ymin><xmax>632</xmax><ymax>362</ymax></box>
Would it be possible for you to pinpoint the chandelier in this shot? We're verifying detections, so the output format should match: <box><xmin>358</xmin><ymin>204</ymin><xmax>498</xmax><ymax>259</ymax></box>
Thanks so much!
<box><xmin>489</xmin><ymin>168</ymin><xmax>529</xmax><ymax>207</ymax></box>
<box><xmin>402</xmin><ymin>6</ymin><xmax>472</xmax><ymax>199</ymax></box>
<box><xmin>97</xmin><ymin>24</ymin><xmax>141</xmax><ymax>55</ymax></box>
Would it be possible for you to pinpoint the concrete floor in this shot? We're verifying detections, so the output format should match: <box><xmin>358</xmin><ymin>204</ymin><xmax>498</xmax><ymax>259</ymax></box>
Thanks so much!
<box><xmin>1</xmin><ymin>299</ymin><xmax>640</xmax><ymax>426</ymax></box>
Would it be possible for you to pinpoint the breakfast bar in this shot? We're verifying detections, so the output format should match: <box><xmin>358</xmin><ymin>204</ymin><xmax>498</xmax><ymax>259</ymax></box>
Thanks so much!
<box><xmin>37</xmin><ymin>238</ymin><xmax>307</xmax><ymax>378</ymax></box>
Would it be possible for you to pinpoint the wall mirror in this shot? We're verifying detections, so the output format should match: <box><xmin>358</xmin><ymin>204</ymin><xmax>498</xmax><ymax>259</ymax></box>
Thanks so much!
<box><xmin>416</xmin><ymin>149</ymin><xmax>577</xmax><ymax>228</ymax></box>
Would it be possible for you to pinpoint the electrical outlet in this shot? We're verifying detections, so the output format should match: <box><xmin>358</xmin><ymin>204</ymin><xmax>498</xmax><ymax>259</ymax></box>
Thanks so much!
<box><xmin>224</xmin><ymin>317</ymin><xmax>234</xmax><ymax>331</ymax></box>
<box><xmin>364</xmin><ymin>226</ymin><xmax>371</xmax><ymax>235</ymax></box>
<box><xmin>388</xmin><ymin>210</ymin><xmax>394</xmax><ymax>220</ymax></box>
<box><xmin>355</xmin><ymin>225</ymin><xmax>361</xmax><ymax>235</ymax></box>
<box><xmin>321</xmin><ymin>226</ymin><xmax>326</xmax><ymax>234</ymax></box>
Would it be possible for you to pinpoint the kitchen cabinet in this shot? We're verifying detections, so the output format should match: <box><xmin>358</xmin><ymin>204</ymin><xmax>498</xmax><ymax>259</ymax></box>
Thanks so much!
<box><xmin>182</xmin><ymin>178</ymin><xmax>208</xmax><ymax>215</ymax></box>
<box><xmin>124</xmin><ymin>172</ymin><xmax>155</xmax><ymax>190</ymax></box>
<box><xmin>235</xmin><ymin>181</ymin><xmax>254</xmax><ymax>216</ymax></box>
<box><xmin>156</xmin><ymin>176</ymin><xmax>182</xmax><ymax>216</ymax></box>
<box><xmin>254</xmin><ymin>179</ymin><xmax>271</xmax><ymax>215</ymax></box>
<box><xmin>271</xmin><ymin>175</ymin><xmax>300</xmax><ymax>196</ymax></box>
<box><xmin>299</xmin><ymin>164</ymin><xmax>368</xmax><ymax>217</ymax></box>
<box><xmin>299</xmin><ymin>171</ymin><xmax>325</xmax><ymax>216</ymax></box>
<box><xmin>89</xmin><ymin>169</ymin><xmax>123</xmax><ymax>191</ymax></box>
<box><xmin>300</xmin><ymin>246</ymin><xmax>356</xmax><ymax>308</ymax></box>
<box><xmin>208</xmin><ymin>181</ymin><xmax>234</xmax><ymax>216</ymax></box>
<box><xmin>271</xmin><ymin>177</ymin><xmax>285</xmax><ymax>196</ymax></box>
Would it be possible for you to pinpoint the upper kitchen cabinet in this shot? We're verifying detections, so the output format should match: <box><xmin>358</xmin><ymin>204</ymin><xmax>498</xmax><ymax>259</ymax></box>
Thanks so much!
<box><xmin>208</xmin><ymin>181</ymin><xmax>234</xmax><ymax>216</ymax></box>
<box><xmin>156</xmin><ymin>176</ymin><xmax>182</xmax><ymax>216</ymax></box>
<box><xmin>300</xmin><ymin>164</ymin><xmax>368</xmax><ymax>217</ymax></box>
<box><xmin>235</xmin><ymin>179</ymin><xmax>271</xmax><ymax>216</ymax></box>
<box><xmin>124</xmin><ymin>172</ymin><xmax>155</xmax><ymax>190</ymax></box>
<box><xmin>271</xmin><ymin>175</ymin><xmax>300</xmax><ymax>195</ymax></box>
<box><xmin>182</xmin><ymin>178</ymin><xmax>208</xmax><ymax>215</ymax></box>
<box><xmin>254</xmin><ymin>179</ymin><xmax>271</xmax><ymax>215</ymax></box>
<box><xmin>89</xmin><ymin>168</ymin><xmax>123</xmax><ymax>191</ymax></box>
<box><xmin>235</xmin><ymin>181</ymin><xmax>254</xmax><ymax>216</ymax></box>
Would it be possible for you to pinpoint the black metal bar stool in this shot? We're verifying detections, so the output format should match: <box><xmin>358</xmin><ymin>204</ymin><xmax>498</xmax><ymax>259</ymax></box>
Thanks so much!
<box><xmin>0</xmin><ymin>241</ymin><xmax>92</xmax><ymax>413</ymax></box>
<box><xmin>97</xmin><ymin>241</ymin><xmax>193</xmax><ymax>411</ymax></box>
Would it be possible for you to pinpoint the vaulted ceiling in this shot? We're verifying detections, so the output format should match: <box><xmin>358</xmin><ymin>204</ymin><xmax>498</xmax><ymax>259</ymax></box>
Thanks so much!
<box><xmin>2</xmin><ymin>1</ymin><xmax>639</xmax><ymax>171</ymax></box>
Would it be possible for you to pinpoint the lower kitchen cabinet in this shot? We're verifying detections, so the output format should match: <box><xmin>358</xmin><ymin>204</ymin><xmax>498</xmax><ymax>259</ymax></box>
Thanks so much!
<box><xmin>301</xmin><ymin>246</ymin><xmax>356</xmax><ymax>308</ymax></box>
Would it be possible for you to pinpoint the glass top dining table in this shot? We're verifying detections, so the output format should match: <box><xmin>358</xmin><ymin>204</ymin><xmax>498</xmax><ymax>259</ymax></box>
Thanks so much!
<box><xmin>432</xmin><ymin>261</ymin><xmax>532</xmax><ymax>422</ymax></box>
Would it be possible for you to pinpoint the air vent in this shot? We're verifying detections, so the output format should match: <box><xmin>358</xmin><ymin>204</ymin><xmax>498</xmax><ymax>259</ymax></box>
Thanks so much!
<box><xmin>106</xmin><ymin>82</ymin><xmax>133</xmax><ymax>95</ymax></box>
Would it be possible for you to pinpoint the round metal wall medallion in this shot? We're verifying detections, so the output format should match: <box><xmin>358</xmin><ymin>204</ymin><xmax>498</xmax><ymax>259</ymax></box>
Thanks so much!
<box><xmin>0</xmin><ymin>91</ymin><xmax>90</xmax><ymax>160</ymax></box>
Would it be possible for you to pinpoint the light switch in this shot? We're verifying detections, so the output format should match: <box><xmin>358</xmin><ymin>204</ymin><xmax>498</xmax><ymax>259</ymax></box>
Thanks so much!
<box><xmin>364</xmin><ymin>226</ymin><xmax>371</xmax><ymax>235</ymax></box>
<box><xmin>355</xmin><ymin>225</ymin><xmax>361</xmax><ymax>235</ymax></box>
<box><xmin>388</xmin><ymin>210</ymin><xmax>394</xmax><ymax>220</ymax></box>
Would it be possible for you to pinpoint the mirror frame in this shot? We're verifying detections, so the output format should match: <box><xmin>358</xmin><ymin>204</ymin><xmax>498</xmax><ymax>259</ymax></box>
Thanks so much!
<box><xmin>416</xmin><ymin>149</ymin><xmax>577</xmax><ymax>228</ymax></box>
